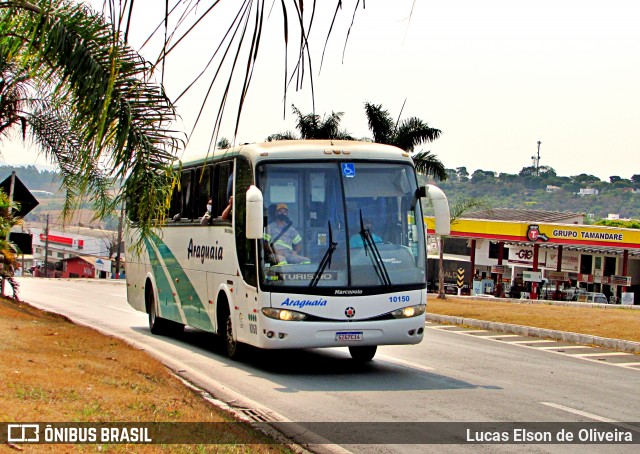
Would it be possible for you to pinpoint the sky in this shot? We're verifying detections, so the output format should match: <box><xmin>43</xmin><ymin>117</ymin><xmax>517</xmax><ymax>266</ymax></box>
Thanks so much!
<box><xmin>2</xmin><ymin>0</ymin><xmax>639</xmax><ymax>181</ymax></box>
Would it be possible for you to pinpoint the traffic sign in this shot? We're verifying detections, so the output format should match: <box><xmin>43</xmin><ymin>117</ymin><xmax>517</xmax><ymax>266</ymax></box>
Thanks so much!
<box><xmin>456</xmin><ymin>268</ymin><xmax>465</xmax><ymax>288</ymax></box>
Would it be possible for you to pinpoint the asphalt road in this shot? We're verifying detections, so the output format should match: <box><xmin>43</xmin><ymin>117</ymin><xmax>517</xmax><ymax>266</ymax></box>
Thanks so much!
<box><xmin>15</xmin><ymin>278</ymin><xmax>640</xmax><ymax>453</ymax></box>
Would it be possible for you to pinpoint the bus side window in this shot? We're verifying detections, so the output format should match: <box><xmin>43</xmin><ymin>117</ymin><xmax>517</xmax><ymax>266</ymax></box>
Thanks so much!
<box><xmin>169</xmin><ymin>180</ymin><xmax>181</xmax><ymax>221</ymax></box>
<box><xmin>197</xmin><ymin>165</ymin><xmax>213</xmax><ymax>221</ymax></box>
<box><xmin>181</xmin><ymin>170</ymin><xmax>194</xmax><ymax>220</ymax></box>
<box><xmin>214</xmin><ymin>161</ymin><xmax>233</xmax><ymax>221</ymax></box>
<box><xmin>169</xmin><ymin>169</ymin><xmax>195</xmax><ymax>221</ymax></box>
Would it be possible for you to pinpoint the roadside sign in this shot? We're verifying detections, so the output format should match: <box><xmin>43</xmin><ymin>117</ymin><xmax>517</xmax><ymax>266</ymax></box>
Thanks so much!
<box><xmin>610</xmin><ymin>275</ymin><xmax>631</xmax><ymax>286</ymax></box>
<box><xmin>456</xmin><ymin>268</ymin><xmax>465</xmax><ymax>288</ymax></box>
<box><xmin>547</xmin><ymin>271</ymin><xmax>568</xmax><ymax>282</ymax></box>
<box><xmin>522</xmin><ymin>271</ymin><xmax>542</xmax><ymax>282</ymax></box>
<box><xmin>0</xmin><ymin>174</ymin><xmax>39</xmax><ymax>217</ymax></box>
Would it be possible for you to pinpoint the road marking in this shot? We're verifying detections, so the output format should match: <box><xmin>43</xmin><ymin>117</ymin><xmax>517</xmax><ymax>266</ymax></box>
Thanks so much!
<box><xmin>539</xmin><ymin>402</ymin><xmax>616</xmax><ymax>422</ymax></box>
<box><xmin>536</xmin><ymin>345</ymin><xmax>588</xmax><ymax>350</ymax></box>
<box><xmin>509</xmin><ymin>340</ymin><xmax>555</xmax><ymax>344</ymax></box>
<box><xmin>572</xmin><ymin>352</ymin><xmax>631</xmax><ymax>357</ymax></box>
<box><xmin>426</xmin><ymin>324</ymin><xmax>639</xmax><ymax>371</ymax></box>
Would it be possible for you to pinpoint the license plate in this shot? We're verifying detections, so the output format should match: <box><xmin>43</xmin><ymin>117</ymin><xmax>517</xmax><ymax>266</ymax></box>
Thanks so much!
<box><xmin>336</xmin><ymin>331</ymin><xmax>363</xmax><ymax>341</ymax></box>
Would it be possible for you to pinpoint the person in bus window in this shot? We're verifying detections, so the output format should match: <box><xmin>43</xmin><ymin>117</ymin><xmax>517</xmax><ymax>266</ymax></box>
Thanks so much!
<box><xmin>350</xmin><ymin>218</ymin><xmax>383</xmax><ymax>248</ymax></box>
<box><xmin>200</xmin><ymin>198</ymin><xmax>214</xmax><ymax>225</ymax></box>
<box><xmin>200</xmin><ymin>197</ymin><xmax>213</xmax><ymax>225</ymax></box>
<box><xmin>264</xmin><ymin>203</ymin><xmax>310</xmax><ymax>265</ymax></box>
<box><xmin>221</xmin><ymin>196</ymin><xmax>233</xmax><ymax>221</ymax></box>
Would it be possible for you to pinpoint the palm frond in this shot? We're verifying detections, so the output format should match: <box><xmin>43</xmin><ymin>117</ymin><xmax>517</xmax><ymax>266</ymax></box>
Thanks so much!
<box><xmin>364</xmin><ymin>102</ymin><xmax>394</xmax><ymax>144</ymax></box>
<box><xmin>2</xmin><ymin>0</ymin><xmax>182</xmax><ymax>245</ymax></box>
<box><xmin>412</xmin><ymin>150</ymin><xmax>447</xmax><ymax>181</ymax></box>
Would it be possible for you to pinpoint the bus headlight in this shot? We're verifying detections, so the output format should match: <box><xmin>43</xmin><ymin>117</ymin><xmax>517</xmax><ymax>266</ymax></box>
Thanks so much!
<box><xmin>262</xmin><ymin>308</ymin><xmax>308</xmax><ymax>321</ymax></box>
<box><xmin>391</xmin><ymin>304</ymin><xmax>426</xmax><ymax>319</ymax></box>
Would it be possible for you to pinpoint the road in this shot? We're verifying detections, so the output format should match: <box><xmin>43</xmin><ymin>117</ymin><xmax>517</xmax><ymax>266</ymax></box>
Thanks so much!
<box><xmin>16</xmin><ymin>278</ymin><xmax>640</xmax><ymax>453</ymax></box>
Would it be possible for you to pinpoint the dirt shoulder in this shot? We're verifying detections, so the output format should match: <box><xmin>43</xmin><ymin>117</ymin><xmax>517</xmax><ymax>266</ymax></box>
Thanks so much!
<box><xmin>0</xmin><ymin>297</ymin><xmax>294</xmax><ymax>453</ymax></box>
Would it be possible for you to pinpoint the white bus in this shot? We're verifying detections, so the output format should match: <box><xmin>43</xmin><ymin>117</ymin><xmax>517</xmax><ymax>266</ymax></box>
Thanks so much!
<box><xmin>125</xmin><ymin>140</ymin><xmax>450</xmax><ymax>361</ymax></box>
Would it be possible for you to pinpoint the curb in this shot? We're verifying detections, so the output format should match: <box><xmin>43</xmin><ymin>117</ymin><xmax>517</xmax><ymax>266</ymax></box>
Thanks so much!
<box><xmin>425</xmin><ymin>313</ymin><xmax>640</xmax><ymax>353</ymax></box>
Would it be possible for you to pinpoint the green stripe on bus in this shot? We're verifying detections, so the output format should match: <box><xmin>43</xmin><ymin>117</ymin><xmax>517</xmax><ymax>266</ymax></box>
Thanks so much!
<box><xmin>149</xmin><ymin>234</ymin><xmax>213</xmax><ymax>332</ymax></box>
<box><xmin>144</xmin><ymin>237</ymin><xmax>182</xmax><ymax>322</ymax></box>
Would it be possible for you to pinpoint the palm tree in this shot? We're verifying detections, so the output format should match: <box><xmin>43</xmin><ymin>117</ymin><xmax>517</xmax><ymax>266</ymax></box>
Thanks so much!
<box><xmin>364</xmin><ymin>102</ymin><xmax>447</xmax><ymax>181</ymax></box>
<box><xmin>266</xmin><ymin>104</ymin><xmax>354</xmax><ymax>141</ymax></box>
<box><xmin>0</xmin><ymin>0</ymin><xmax>181</xmax><ymax>244</ymax></box>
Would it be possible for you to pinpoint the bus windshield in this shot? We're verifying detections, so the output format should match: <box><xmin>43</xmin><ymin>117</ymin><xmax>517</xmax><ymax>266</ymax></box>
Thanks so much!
<box><xmin>257</xmin><ymin>161</ymin><xmax>426</xmax><ymax>292</ymax></box>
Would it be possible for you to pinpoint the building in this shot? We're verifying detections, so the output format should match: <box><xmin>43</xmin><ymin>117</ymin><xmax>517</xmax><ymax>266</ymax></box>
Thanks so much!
<box><xmin>426</xmin><ymin>209</ymin><xmax>640</xmax><ymax>304</ymax></box>
<box><xmin>26</xmin><ymin>225</ymin><xmax>123</xmax><ymax>277</ymax></box>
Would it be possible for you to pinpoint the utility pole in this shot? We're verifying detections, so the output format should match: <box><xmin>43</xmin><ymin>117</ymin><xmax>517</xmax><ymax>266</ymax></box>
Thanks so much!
<box><xmin>43</xmin><ymin>214</ymin><xmax>50</xmax><ymax>278</ymax></box>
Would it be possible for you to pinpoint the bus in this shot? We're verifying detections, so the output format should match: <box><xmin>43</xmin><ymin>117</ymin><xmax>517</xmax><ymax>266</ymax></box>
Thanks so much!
<box><xmin>125</xmin><ymin>140</ymin><xmax>450</xmax><ymax>361</ymax></box>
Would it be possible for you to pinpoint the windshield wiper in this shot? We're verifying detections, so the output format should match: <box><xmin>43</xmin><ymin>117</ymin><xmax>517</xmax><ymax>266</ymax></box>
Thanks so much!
<box><xmin>310</xmin><ymin>221</ymin><xmax>337</xmax><ymax>287</ymax></box>
<box><xmin>359</xmin><ymin>211</ymin><xmax>391</xmax><ymax>286</ymax></box>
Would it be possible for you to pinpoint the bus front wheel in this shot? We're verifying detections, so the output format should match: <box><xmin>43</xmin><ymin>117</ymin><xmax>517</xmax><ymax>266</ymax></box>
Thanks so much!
<box><xmin>349</xmin><ymin>345</ymin><xmax>377</xmax><ymax>362</ymax></box>
<box><xmin>225</xmin><ymin>313</ymin><xmax>244</xmax><ymax>360</ymax></box>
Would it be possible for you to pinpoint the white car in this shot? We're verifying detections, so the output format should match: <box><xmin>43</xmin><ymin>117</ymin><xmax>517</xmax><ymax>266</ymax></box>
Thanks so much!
<box><xmin>576</xmin><ymin>292</ymin><xmax>608</xmax><ymax>304</ymax></box>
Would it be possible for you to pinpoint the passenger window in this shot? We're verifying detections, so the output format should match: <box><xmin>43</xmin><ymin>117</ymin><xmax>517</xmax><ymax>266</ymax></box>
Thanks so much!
<box><xmin>169</xmin><ymin>169</ymin><xmax>195</xmax><ymax>221</ymax></box>
<box><xmin>197</xmin><ymin>165</ymin><xmax>213</xmax><ymax>220</ymax></box>
<box><xmin>214</xmin><ymin>161</ymin><xmax>233</xmax><ymax>220</ymax></box>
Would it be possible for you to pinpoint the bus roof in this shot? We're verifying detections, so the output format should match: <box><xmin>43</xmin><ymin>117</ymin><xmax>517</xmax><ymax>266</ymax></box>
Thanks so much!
<box><xmin>180</xmin><ymin>140</ymin><xmax>413</xmax><ymax>168</ymax></box>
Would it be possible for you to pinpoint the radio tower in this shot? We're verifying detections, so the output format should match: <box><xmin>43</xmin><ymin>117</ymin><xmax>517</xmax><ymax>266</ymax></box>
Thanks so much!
<box><xmin>531</xmin><ymin>140</ymin><xmax>541</xmax><ymax>176</ymax></box>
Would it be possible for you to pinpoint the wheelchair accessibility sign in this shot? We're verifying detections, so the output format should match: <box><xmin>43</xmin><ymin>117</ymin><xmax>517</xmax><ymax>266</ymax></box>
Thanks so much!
<box><xmin>341</xmin><ymin>163</ymin><xmax>355</xmax><ymax>178</ymax></box>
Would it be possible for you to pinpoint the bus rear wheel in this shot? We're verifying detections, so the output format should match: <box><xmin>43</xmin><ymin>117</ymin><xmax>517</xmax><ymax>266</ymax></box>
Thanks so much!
<box><xmin>349</xmin><ymin>345</ymin><xmax>377</xmax><ymax>362</ymax></box>
<box><xmin>147</xmin><ymin>288</ymin><xmax>183</xmax><ymax>336</ymax></box>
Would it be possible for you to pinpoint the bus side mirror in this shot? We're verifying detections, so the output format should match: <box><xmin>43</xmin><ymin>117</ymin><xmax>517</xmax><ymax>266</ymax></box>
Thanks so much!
<box><xmin>245</xmin><ymin>185</ymin><xmax>264</xmax><ymax>239</ymax></box>
<box><xmin>426</xmin><ymin>184</ymin><xmax>451</xmax><ymax>236</ymax></box>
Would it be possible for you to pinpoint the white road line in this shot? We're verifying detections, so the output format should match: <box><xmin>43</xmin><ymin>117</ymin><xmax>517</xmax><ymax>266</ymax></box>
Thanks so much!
<box><xmin>432</xmin><ymin>328</ymin><xmax>490</xmax><ymax>334</ymax></box>
<box><xmin>572</xmin><ymin>352</ymin><xmax>631</xmax><ymax>357</ymax></box>
<box><xmin>509</xmin><ymin>340</ymin><xmax>556</xmax><ymax>344</ymax></box>
<box><xmin>537</xmin><ymin>345</ymin><xmax>588</xmax><ymax>350</ymax></box>
<box><xmin>539</xmin><ymin>402</ymin><xmax>616</xmax><ymax>422</ymax></box>
<box><xmin>479</xmin><ymin>334</ymin><xmax>523</xmax><ymax>338</ymax></box>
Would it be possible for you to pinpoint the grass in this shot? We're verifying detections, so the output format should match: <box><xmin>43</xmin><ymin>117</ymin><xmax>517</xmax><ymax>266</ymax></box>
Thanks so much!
<box><xmin>427</xmin><ymin>295</ymin><xmax>640</xmax><ymax>344</ymax></box>
<box><xmin>0</xmin><ymin>297</ymin><xmax>294</xmax><ymax>453</ymax></box>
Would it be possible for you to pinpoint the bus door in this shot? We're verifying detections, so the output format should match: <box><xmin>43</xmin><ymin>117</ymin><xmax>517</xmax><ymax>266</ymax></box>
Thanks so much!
<box><xmin>232</xmin><ymin>157</ymin><xmax>260</xmax><ymax>344</ymax></box>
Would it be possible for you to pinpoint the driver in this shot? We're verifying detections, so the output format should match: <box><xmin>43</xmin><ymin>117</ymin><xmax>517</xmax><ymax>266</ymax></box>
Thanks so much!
<box><xmin>350</xmin><ymin>218</ymin><xmax>383</xmax><ymax>248</ymax></box>
<box><xmin>264</xmin><ymin>203</ymin><xmax>310</xmax><ymax>265</ymax></box>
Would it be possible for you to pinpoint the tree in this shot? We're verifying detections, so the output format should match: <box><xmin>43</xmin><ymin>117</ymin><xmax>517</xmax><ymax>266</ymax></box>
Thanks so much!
<box><xmin>266</xmin><ymin>105</ymin><xmax>354</xmax><ymax>141</ymax></box>
<box><xmin>363</xmin><ymin>102</ymin><xmax>446</xmax><ymax>180</ymax></box>
<box><xmin>0</xmin><ymin>0</ymin><xmax>181</xmax><ymax>245</ymax></box>
<box><xmin>456</xmin><ymin>167</ymin><xmax>469</xmax><ymax>182</ymax></box>
<box><xmin>216</xmin><ymin>138</ymin><xmax>231</xmax><ymax>149</ymax></box>
<box><xmin>437</xmin><ymin>197</ymin><xmax>489</xmax><ymax>300</ymax></box>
